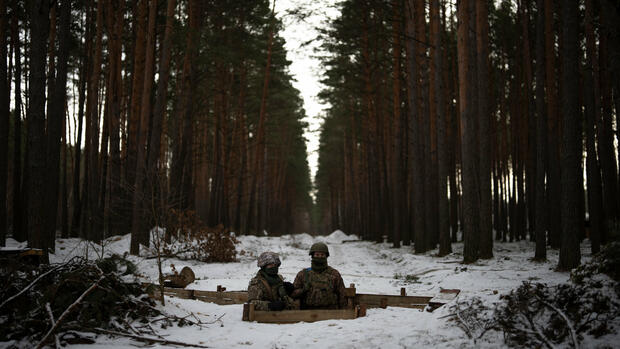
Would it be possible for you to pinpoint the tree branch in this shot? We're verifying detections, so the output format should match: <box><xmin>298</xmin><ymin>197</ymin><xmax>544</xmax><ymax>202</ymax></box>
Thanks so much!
<box><xmin>0</xmin><ymin>265</ymin><xmax>62</xmax><ymax>310</ymax></box>
<box><xmin>86</xmin><ymin>327</ymin><xmax>210</xmax><ymax>348</ymax></box>
<box><xmin>538</xmin><ymin>298</ymin><xmax>579</xmax><ymax>349</ymax></box>
<box><xmin>36</xmin><ymin>275</ymin><xmax>105</xmax><ymax>349</ymax></box>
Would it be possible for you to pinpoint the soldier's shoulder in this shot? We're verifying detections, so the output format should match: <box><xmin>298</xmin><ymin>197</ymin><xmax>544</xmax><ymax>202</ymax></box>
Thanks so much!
<box><xmin>328</xmin><ymin>266</ymin><xmax>343</xmax><ymax>277</ymax></box>
<box><xmin>248</xmin><ymin>275</ymin><xmax>263</xmax><ymax>287</ymax></box>
<box><xmin>295</xmin><ymin>268</ymin><xmax>309</xmax><ymax>276</ymax></box>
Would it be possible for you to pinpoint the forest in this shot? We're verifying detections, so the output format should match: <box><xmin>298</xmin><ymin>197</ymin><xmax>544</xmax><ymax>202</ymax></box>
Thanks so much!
<box><xmin>0</xmin><ymin>0</ymin><xmax>314</xmax><ymax>262</ymax></box>
<box><xmin>314</xmin><ymin>0</ymin><xmax>620</xmax><ymax>269</ymax></box>
<box><xmin>1</xmin><ymin>0</ymin><xmax>620</xmax><ymax>348</ymax></box>
<box><xmin>1</xmin><ymin>0</ymin><xmax>620</xmax><ymax>267</ymax></box>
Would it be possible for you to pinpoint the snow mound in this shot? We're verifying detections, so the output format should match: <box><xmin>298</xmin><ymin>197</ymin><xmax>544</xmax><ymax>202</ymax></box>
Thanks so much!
<box><xmin>323</xmin><ymin>230</ymin><xmax>356</xmax><ymax>244</ymax></box>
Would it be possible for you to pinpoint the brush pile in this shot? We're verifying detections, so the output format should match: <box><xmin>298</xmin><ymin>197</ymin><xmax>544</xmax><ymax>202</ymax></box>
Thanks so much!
<box><xmin>0</xmin><ymin>255</ymin><xmax>195</xmax><ymax>348</ymax></box>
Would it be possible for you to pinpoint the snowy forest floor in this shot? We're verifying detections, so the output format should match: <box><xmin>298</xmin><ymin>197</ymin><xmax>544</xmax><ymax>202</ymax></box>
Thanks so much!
<box><xmin>4</xmin><ymin>231</ymin><xmax>619</xmax><ymax>348</ymax></box>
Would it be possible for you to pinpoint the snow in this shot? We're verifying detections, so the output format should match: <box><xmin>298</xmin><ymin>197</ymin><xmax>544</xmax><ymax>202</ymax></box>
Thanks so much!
<box><xmin>4</xmin><ymin>232</ymin><xmax>619</xmax><ymax>348</ymax></box>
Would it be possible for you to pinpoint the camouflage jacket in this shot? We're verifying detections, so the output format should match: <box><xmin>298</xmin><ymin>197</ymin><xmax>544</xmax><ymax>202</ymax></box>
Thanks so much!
<box><xmin>247</xmin><ymin>272</ymin><xmax>296</xmax><ymax>311</ymax></box>
<box><xmin>291</xmin><ymin>266</ymin><xmax>347</xmax><ymax>309</ymax></box>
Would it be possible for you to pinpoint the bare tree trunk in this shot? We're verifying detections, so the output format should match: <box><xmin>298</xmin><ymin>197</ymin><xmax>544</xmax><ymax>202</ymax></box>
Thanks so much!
<box><xmin>476</xmin><ymin>0</ymin><xmax>492</xmax><ymax>259</ymax></box>
<box><xmin>12</xmin><ymin>8</ymin><xmax>25</xmax><ymax>242</ymax></box>
<box><xmin>130</xmin><ymin>0</ymin><xmax>157</xmax><ymax>253</ymax></box>
<box><xmin>545</xmin><ymin>0</ymin><xmax>561</xmax><ymax>248</ymax></box>
<box><xmin>44</xmin><ymin>0</ymin><xmax>71</xmax><ymax>251</ymax></box>
<box><xmin>431</xmin><ymin>0</ymin><xmax>451</xmax><ymax>256</ymax></box>
<box><xmin>597</xmin><ymin>3</ymin><xmax>619</xmax><ymax>229</ymax></box>
<box><xmin>27</xmin><ymin>0</ymin><xmax>51</xmax><ymax>261</ymax></box>
<box><xmin>169</xmin><ymin>0</ymin><xmax>201</xmax><ymax>214</ymax></box>
<box><xmin>0</xmin><ymin>0</ymin><xmax>8</xmax><ymax>245</ymax></box>
<box><xmin>247</xmin><ymin>1</ymin><xmax>276</xmax><ymax>235</ymax></box>
<box><xmin>558</xmin><ymin>0</ymin><xmax>582</xmax><ymax>270</ymax></box>
<box><xmin>391</xmin><ymin>0</ymin><xmax>402</xmax><ymax>248</ymax></box>
<box><xmin>146</xmin><ymin>0</ymin><xmax>176</xmax><ymax>223</ymax></box>
<box><xmin>125</xmin><ymin>0</ymin><xmax>147</xmax><ymax>231</ymax></box>
<box><xmin>458</xmin><ymin>0</ymin><xmax>480</xmax><ymax>263</ymax></box>
<box><xmin>534</xmin><ymin>0</ymin><xmax>548</xmax><ymax>261</ymax></box>
<box><xmin>583</xmin><ymin>0</ymin><xmax>604</xmax><ymax>255</ymax></box>
<box><xmin>520</xmin><ymin>0</ymin><xmax>536</xmax><ymax>240</ymax></box>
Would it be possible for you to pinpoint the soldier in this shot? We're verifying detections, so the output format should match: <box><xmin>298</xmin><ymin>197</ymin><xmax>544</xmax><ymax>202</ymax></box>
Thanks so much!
<box><xmin>247</xmin><ymin>252</ymin><xmax>296</xmax><ymax>311</ymax></box>
<box><xmin>291</xmin><ymin>242</ymin><xmax>347</xmax><ymax>309</ymax></box>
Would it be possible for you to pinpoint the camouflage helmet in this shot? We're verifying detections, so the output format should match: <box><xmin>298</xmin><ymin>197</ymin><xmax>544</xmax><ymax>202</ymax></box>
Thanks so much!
<box><xmin>257</xmin><ymin>251</ymin><xmax>281</xmax><ymax>268</ymax></box>
<box><xmin>309</xmin><ymin>242</ymin><xmax>330</xmax><ymax>257</ymax></box>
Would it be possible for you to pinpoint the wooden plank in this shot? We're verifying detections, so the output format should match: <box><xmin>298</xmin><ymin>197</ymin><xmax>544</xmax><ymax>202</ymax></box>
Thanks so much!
<box><xmin>427</xmin><ymin>288</ymin><xmax>460</xmax><ymax>312</ymax></box>
<box><xmin>246</xmin><ymin>308</ymin><xmax>360</xmax><ymax>323</ymax></box>
<box><xmin>163</xmin><ymin>287</ymin><xmax>194</xmax><ymax>299</ymax></box>
<box><xmin>193</xmin><ymin>290</ymin><xmax>248</xmax><ymax>305</ymax></box>
<box><xmin>355</xmin><ymin>293</ymin><xmax>432</xmax><ymax>309</ymax></box>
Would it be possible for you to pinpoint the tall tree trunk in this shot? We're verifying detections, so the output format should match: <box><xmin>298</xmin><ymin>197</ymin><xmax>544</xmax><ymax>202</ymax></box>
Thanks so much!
<box><xmin>125</xmin><ymin>0</ymin><xmax>147</xmax><ymax>232</ymax></box>
<box><xmin>521</xmin><ymin>0</ymin><xmax>536</xmax><ymax>238</ymax></box>
<box><xmin>11</xmin><ymin>9</ymin><xmax>25</xmax><ymax>242</ymax></box>
<box><xmin>558</xmin><ymin>0</ymin><xmax>582</xmax><ymax>270</ymax></box>
<box><xmin>26</xmin><ymin>0</ymin><xmax>51</xmax><ymax>261</ymax></box>
<box><xmin>391</xmin><ymin>0</ymin><xmax>402</xmax><ymax>248</ymax></box>
<box><xmin>0</xmin><ymin>0</ymin><xmax>8</xmax><ymax>245</ymax></box>
<box><xmin>458</xmin><ymin>0</ymin><xmax>480</xmax><ymax>263</ymax></box>
<box><xmin>476</xmin><ymin>0</ymin><xmax>492</xmax><ymax>258</ymax></box>
<box><xmin>534</xmin><ymin>0</ymin><xmax>548</xmax><ymax>261</ymax></box>
<box><xmin>44</xmin><ymin>0</ymin><xmax>71</xmax><ymax>251</ymax></box>
<box><xmin>130</xmin><ymin>0</ymin><xmax>157</xmax><ymax>253</ymax></box>
<box><xmin>545</xmin><ymin>0</ymin><xmax>561</xmax><ymax>248</ymax></box>
<box><xmin>597</xmin><ymin>4</ymin><xmax>619</xmax><ymax>229</ymax></box>
<box><xmin>583</xmin><ymin>0</ymin><xmax>604</xmax><ymax>254</ymax></box>
<box><xmin>169</xmin><ymin>0</ymin><xmax>201</xmax><ymax>215</ymax></box>
<box><xmin>431</xmin><ymin>0</ymin><xmax>451</xmax><ymax>256</ymax></box>
<box><xmin>247</xmin><ymin>1</ymin><xmax>276</xmax><ymax>235</ymax></box>
<box><xmin>105</xmin><ymin>0</ymin><xmax>124</xmax><ymax>236</ymax></box>
<box><xmin>71</xmin><ymin>40</ymin><xmax>88</xmax><ymax>238</ymax></box>
<box><xmin>146</xmin><ymin>0</ymin><xmax>176</xmax><ymax>223</ymax></box>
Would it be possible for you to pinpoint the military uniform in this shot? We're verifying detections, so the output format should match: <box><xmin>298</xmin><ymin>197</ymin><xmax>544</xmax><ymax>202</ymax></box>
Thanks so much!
<box><xmin>247</xmin><ymin>271</ymin><xmax>296</xmax><ymax>311</ymax></box>
<box><xmin>291</xmin><ymin>266</ymin><xmax>347</xmax><ymax>309</ymax></box>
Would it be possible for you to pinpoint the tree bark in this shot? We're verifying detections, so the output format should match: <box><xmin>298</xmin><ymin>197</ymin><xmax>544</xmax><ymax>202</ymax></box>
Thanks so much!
<box><xmin>11</xmin><ymin>8</ymin><xmax>25</xmax><ymax>242</ymax></box>
<box><xmin>125</xmin><ymin>0</ymin><xmax>147</xmax><ymax>231</ymax></box>
<box><xmin>558</xmin><ymin>0</ymin><xmax>582</xmax><ymax>270</ymax></box>
<box><xmin>476</xmin><ymin>0</ymin><xmax>492</xmax><ymax>259</ymax></box>
<box><xmin>431</xmin><ymin>0</ymin><xmax>451</xmax><ymax>256</ymax></box>
<box><xmin>544</xmin><ymin>0</ymin><xmax>561</xmax><ymax>248</ymax></box>
<box><xmin>44</xmin><ymin>0</ymin><xmax>71</xmax><ymax>251</ymax></box>
<box><xmin>458</xmin><ymin>0</ymin><xmax>480</xmax><ymax>263</ymax></box>
<box><xmin>391</xmin><ymin>0</ymin><xmax>402</xmax><ymax>248</ymax></box>
<box><xmin>534</xmin><ymin>0</ymin><xmax>547</xmax><ymax>261</ymax></box>
<box><xmin>0</xmin><ymin>0</ymin><xmax>8</xmax><ymax>245</ymax></box>
<box><xmin>26</xmin><ymin>0</ymin><xmax>51</xmax><ymax>261</ymax></box>
<box><xmin>597</xmin><ymin>2</ymin><xmax>619</xmax><ymax>228</ymax></box>
<box><xmin>130</xmin><ymin>0</ymin><xmax>157</xmax><ymax>253</ymax></box>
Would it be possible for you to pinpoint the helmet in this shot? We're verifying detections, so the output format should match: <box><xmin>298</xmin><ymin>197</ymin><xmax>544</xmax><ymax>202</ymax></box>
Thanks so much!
<box><xmin>309</xmin><ymin>242</ymin><xmax>329</xmax><ymax>257</ymax></box>
<box><xmin>257</xmin><ymin>251</ymin><xmax>281</xmax><ymax>268</ymax></box>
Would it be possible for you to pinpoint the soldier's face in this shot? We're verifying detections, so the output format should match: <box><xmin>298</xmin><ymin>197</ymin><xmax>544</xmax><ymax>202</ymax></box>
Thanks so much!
<box><xmin>313</xmin><ymin>252</ymin><xmax>327</xmax><ymax>258</ymax></box>
<box><xmin>265</xmin><ymin>263</ymin><xmax>277</xmax><ymax>268</ymax></box>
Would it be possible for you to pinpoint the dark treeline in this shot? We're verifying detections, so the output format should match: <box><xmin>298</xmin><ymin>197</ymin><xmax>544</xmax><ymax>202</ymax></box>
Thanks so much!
<box><xmin>315</xmin><ymin>0</ymin><xmax>620</xmax><ymax>268</ymax></box>
<box><xmin>0</xmin><ymin>0</ymin><xmax>313</xmax><ymax>261</ymax></box>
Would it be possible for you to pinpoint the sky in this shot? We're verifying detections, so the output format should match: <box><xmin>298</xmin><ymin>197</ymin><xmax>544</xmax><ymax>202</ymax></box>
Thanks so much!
<box><xmin>274</xmin><ymin>0</ymin><xmax>340</xmax><ymax>182</ymax></box>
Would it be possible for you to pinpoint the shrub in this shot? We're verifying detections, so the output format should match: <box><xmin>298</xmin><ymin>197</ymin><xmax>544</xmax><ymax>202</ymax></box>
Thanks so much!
<box><xmin>154</xmin><ymin>209</ymin><xmax>239</xmax><ymax>263</ymax></box>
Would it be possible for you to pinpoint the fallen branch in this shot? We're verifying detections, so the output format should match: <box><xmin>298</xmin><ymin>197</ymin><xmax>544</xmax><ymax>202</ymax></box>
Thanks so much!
<box><xmin>454</xmin><ymin>298</ymin><xmax>473</xmax><ymax>340</ymax></box>
<box><xmin>520</xmin><ymin>312</ymin><xmax>557</xmax><ymax>349</ymax></box>
<box><xmin>45</xmin><ymin>303</ymin><xmax>61</xmax><ymax>349</ymax></box>
<box><xmin>0</xmin><ymin>265</ymin><xmax>63</xmax><ymax>310</ymax></box>
<box><xmin>538</xmin><ymin>298</ymin><xmax>579</xmax><ymax>349</ymax></box>
<box><xmin>87</xmin><ymin>327</ymin><xmax>210</xmax><ymax>348</ymax></box>
<box><xmin>35</xmin><ymin>275</ymin><xmax>105</xmax><ymax>349</ymax></box>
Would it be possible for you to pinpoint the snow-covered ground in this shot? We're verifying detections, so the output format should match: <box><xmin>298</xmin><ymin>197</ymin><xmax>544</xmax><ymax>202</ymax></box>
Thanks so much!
<box><xmin>5</xmin><ymin>231</ymin><xmax>618</xmax><ymax>348</ymax></box>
